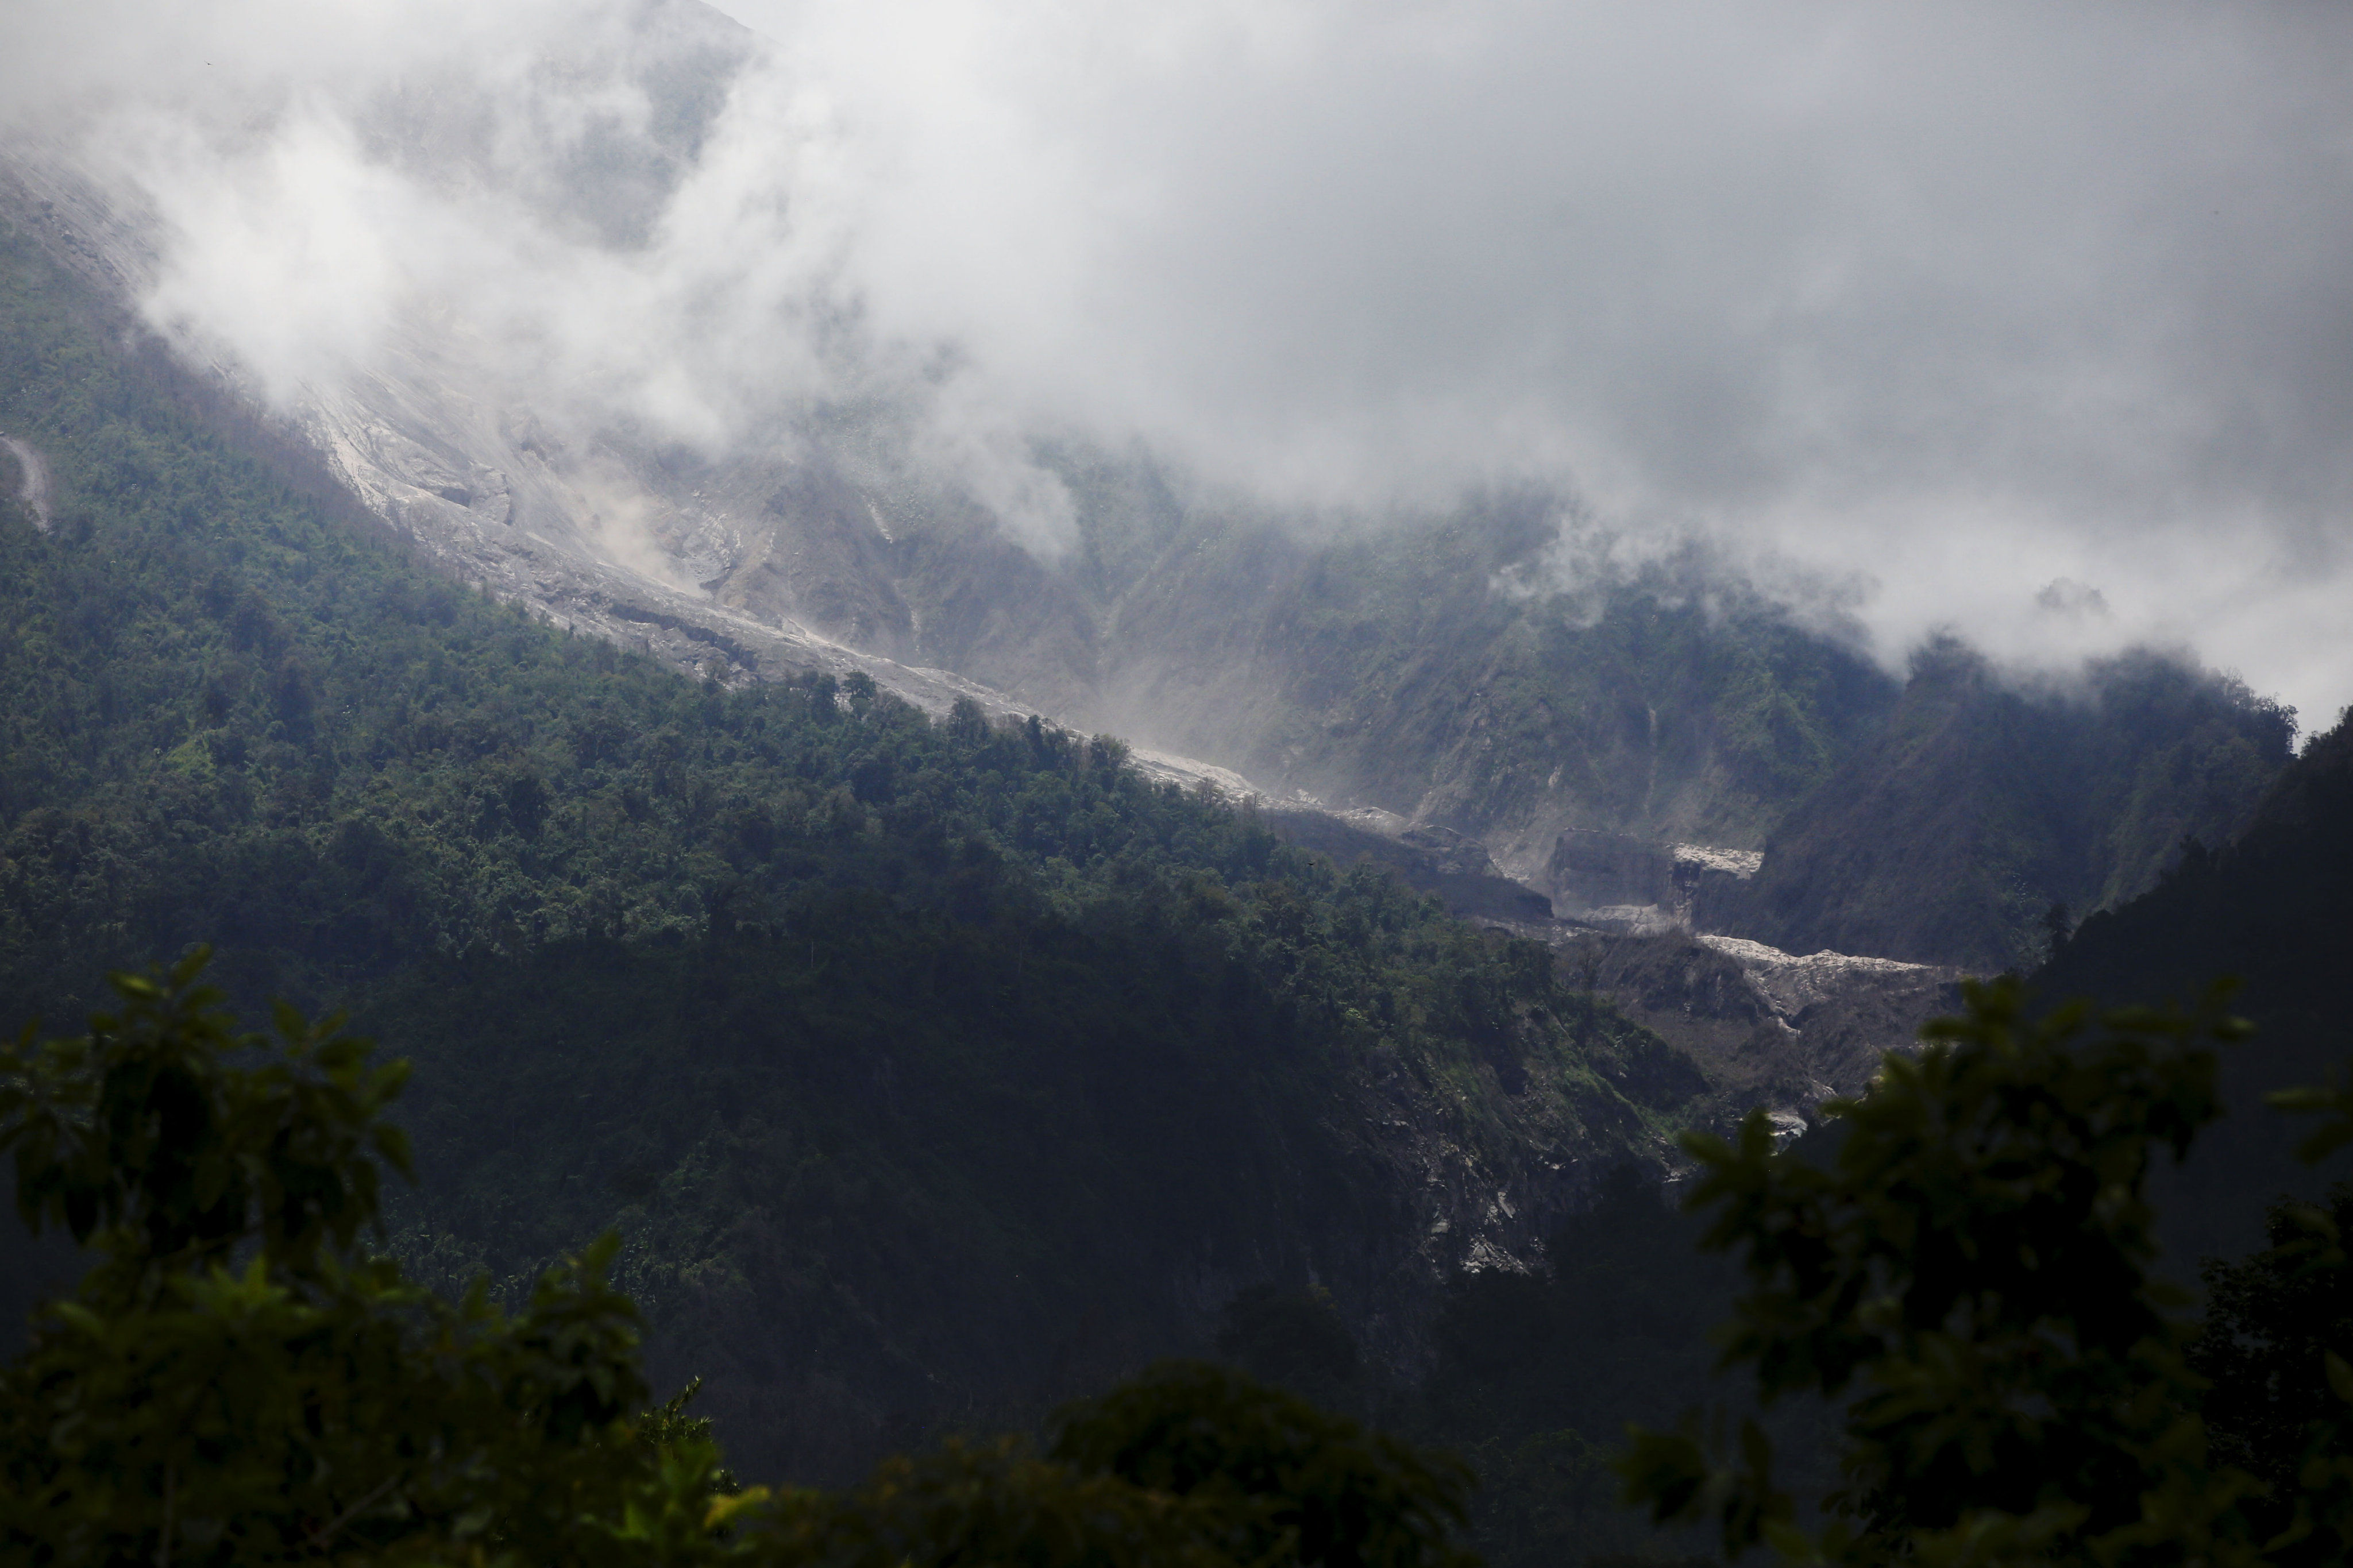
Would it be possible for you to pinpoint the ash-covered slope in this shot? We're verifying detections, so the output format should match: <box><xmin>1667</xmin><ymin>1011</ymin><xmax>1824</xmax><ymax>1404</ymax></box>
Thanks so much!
<box><xmin>0</xmin><ymin>141</ymin><xmax>1284</xmax><ymax>814</ymax></box>
<box><xmin>1042</xmin><ymin>490</ymin><xmax>1905</xmax><ymax>880</ymax></box>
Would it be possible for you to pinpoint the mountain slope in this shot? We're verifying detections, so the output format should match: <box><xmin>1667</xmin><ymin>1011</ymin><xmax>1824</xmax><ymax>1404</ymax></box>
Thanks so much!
<box><xmin>1714</xmin><ymin>638</ymin><xmax>2293</xmax><ymax>970</ymax></box>
<box><xmin>0</xmin><ymin>213</ymin><xmax>1705</xmax><ymax>1478</ymax></box>
<box><xmin>1046</xmin><ymin>491</ymin><xmax>1904</xmax><ymax>876</ymax></box>
<box><xmin>2034</xmin><ymin>706</ymin><xmax>2353</xmax><ymax>1264</ymax></box>
<box><xmin>2</xmin><ymin>145</ymin><xmax>2293</xmax><ymax>972</ymax></box>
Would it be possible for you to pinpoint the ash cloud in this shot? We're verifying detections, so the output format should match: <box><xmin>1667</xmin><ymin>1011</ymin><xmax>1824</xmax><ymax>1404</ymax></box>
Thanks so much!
<box><xmin>6</xmin><ymin>0</ymin><xmax>2352</xmax><ymax>720</ymax></box>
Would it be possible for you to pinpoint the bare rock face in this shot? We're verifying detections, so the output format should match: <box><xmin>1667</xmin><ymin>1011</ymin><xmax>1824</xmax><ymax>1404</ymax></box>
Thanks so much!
<box><xmin>1694</xmin><ymin>934</ymin><xmax>1938</xmax><ymax>1019</ymax></box>
<box><xmin>1693</xmin><ymin>934</ymin><xmax>1960</xmax><ymax>1095</ymax></box>
<box><xmin>1673</xmin><ymin>844</ymin><xmax>1765</xmax><ymax>909</ymax></box>
<box><xmin>1531</xmin><ymin>925</ymin><xmax>1959</xmax><ymax>1129</ymax></box>
<box><xmin>1544</xmin><ymin>829</ymin><xmax>1762</xmax><ymax>937</ymax></box>
<box><xmin>1395</xmin><ymin>821</ymin><xmax>1506</xmax><ymax>880</ymax></box>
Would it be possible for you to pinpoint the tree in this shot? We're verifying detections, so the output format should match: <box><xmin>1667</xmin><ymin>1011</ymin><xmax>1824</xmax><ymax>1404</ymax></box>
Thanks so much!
<box><xmin>944</xmin><ymin>695</ymin><xmax>990</xmax><ymax>747</ymax></box>
<box><xmin>2184</xmin><ymin>1068</ymin><xmax>2353</xmax><ymax>1566</ymax></box>
<box><xmin>2190</xmin><ymin>1185</ymin><xmax>2353</xmax><ymax>1566</ymax></box>
<box><xmin>0</xmin><ymin>951</ymin><xmax>1480</xmax><ymax>1567</ymax></box>
<box><xmin>1619</xmin><ymin>976</ymin><xmax>2271</xmax><ymax>1566</ymax></box>
<box><xmin>1213</xmin><ymin>1283</ymin><xmax>1364</xmax><ymax>1415</ymax></box>
<box><xmin>1047</xmin><ymin>1361</ymin><xmax>1475</xmax><ymax>1568</ymax></box>
<box><xmin>0</xmin><ymin>949</ymin><xmax>710</xmax><ymax>1564</ymax></box>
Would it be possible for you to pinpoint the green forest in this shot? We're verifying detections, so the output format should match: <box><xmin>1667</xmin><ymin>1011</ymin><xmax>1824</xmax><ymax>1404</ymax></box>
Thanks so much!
<box><xmin>7</xmin><ymin>190</ymin><xmax>2353</xmax><ymax>1568</ymax></box>
<box><xmin>0</xmin><ymin>215</ymin><xmax>1706</xmax><ymax>1536</ymax></box>
<box><xmin>10</xmin><ymin>925</ymin><xmax>2353</xmax><ymax>1563</ymax></box>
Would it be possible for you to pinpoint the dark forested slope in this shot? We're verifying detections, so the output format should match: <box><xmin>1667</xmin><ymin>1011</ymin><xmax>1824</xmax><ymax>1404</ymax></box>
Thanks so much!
<box><xmin>0</xmin><ymin>219</ymin><xmax>1707</xmax><ymax>1478</ymax></box>
<box><xmin>1715</xmin><ymin>637</ymin><xmax>2294</xmax><ymax>970</ymax></box>
<box><xmin>2032</xmin><ymin>706</ymin><xmax>2353</xmax><ymax>1265</ymax></box>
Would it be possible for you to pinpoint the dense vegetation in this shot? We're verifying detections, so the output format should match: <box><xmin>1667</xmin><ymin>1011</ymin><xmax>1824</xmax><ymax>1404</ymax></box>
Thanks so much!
<box><xmin>0</xmin><ymin>961</ymin><xmax>1479</xmax><ymax>1566</ymax></box>
<box><xmin>1407</xmin><ymin>1168</ymin><xmax>1755</xmax><ymax>1566</ymax></box>
<box><xmin>1621</xmin><ymin>976</ymin><xmax>2353</xmax><ymax>1566</ymax></box>
<box><xmin>7</xmin><ymin>189</ymin><xmax>2350</xmax><ymax>1564</ymax></box>
<box><xmin>2038</xmin><ymin>705</ymin><xmax>2353</xmax><ymax>1263</ymax></box>
<box><xmin>1397</xmin><ymin>706</ymin><xmax>2353</xmax><ymax>1562</ymax></box>
<box><xmin>2194</xmin><ymin>1183</ymin><xmax>2353</xmax><ymax>1564</ymax></box>
<box><xmin>0</xmin><ymin>220</ymin><xmax>1701</xmax><ymax>1478</ymax></box>
<box><xmin>1720</xmin><ymin>636</ymin><xmax>2296</xmax><ymax>969</ymax></box>
<box><xmin>772</xmin><ymin>439</ymin><xmax>1903</xmax><ymax>861</ymax></box>
<box><xmin>879</xmin><ymin>441</ymin><xmax>2285</xmax><ymax>963</ymax></box>
<box><xmin>12</xmin><ymin>955</ymin><xmax>2350</xmax><ymax>1565</ymax></box>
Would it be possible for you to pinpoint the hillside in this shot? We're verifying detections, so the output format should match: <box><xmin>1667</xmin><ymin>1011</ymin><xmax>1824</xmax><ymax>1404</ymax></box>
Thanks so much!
<box><xmin>0</xmin><ymin>216</ymin><xmax>1714</xmax><ymax>1478</ymax></box>
<box><xmin>0</xmin><ymin>135</ymin><xmax>1912</xmax><ymax>876</ymax></box>
<box><xmin>2034</xmin><ymin>705</ymin><xmax>2353</xmax><ymax>1264</ymax></box>
<box><xmin>0</xmin><ymin>164</ymin><xmax>2327</xmax><ymax>1510</ymax></box>
<box><xmin>2</xmin><ymin>142</ymin><xmax>2297</xmax><ymax>972</ymax></box>
<box><xmin>1710</xmin><ymin>637</ymin><xmax>2294</xmax><ymax>970</ymax></box>
<box><xmin>961</xmin><ymin>476</ymin><xmax>1902</xmax><ymax>874</ymax></box>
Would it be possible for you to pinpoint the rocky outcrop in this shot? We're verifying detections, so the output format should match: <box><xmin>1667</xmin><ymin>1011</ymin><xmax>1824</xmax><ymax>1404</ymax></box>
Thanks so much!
<box><xmin>1692</xmin><ymin>934</ymin><xmax>1960</xmax><ymax>1095</ymax></box>
<box><xmin>1544</xmin><ymin>829</ymin><xmax>1762</xmax><ymax>935</ymax></box>
<box><xmin>1518</xmin><ymin>925</ymin><xmax>1959</xmax><ymax>1122</ymax></box>
<box><xmin>1675</xmin><ymin>843</ymin><xmax>1766</xmax><ymax>924</ymax></box>
<box><xmin>1222</xmin><ymin>800</ymin><xmax>1953</xmax><ymax>1140</ymax></box>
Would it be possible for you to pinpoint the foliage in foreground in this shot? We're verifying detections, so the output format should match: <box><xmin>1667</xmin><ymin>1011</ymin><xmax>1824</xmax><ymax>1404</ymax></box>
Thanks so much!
<box><xmin>1620</xmin><ymin>976</ymin><xmax>2353</xmax><ymax>1566</ymax></box>
<box><xmin>2193</xmin><ymin>1181</ymin><xmax>2353</xmax><ymax>1567</ymax></box>
<box><xmin>0</xmin><ymin>953</ymin><xmax>1476</xmax><ymax>1566</ymax></box>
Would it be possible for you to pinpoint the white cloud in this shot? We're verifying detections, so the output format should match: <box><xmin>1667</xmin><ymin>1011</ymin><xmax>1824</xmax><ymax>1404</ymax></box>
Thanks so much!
<box><xmin>8</xmin><ymin>0</ymin><xmax>2353</xmax><ymax>716</ymax></box>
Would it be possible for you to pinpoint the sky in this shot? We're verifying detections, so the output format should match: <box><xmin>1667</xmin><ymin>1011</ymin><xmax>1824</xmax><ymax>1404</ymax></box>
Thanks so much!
<box><xmin>6</xmin><ymin>0</ymin><xmax>2353</xmax><ymax>726</ymax></box>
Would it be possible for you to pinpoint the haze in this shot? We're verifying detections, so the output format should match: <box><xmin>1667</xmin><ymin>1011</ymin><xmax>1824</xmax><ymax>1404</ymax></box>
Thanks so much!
<box><xmin>7</xmin><ymin>0</ymin><xmax>2351</xmax><ymax>724</ymax></box>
